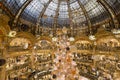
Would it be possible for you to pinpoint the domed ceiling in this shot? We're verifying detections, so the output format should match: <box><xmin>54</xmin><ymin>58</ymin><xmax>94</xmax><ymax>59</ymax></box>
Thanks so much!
<box><xmin>3</xmin><ymin>0</ymin><xmax>120</xmax><ymax>28</ymax></box>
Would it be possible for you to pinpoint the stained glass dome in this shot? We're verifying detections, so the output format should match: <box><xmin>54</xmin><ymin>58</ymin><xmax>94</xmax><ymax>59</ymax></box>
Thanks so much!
<box><xmin>2</xmin><ymin>0</ymin><xmax>120</xmax><ymax>28</ymax></box>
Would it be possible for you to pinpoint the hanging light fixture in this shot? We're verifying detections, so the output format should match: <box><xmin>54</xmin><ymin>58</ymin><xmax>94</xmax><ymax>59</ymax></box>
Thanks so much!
<box><xmin>112</xmin><ymin>29</ymin><xmax>120</xmax><ymax>34</ymax></box>
<box><xmin>52</xmin><ymin>37</ymin><xmax>58</xmax><ymax>42</ymax></box>
<box><xmin>89</xmin><ymin>35</ymin><xmax>96</xmax><ymax>40</ymax></box>
<box><xmin>69</xmin><ymin>37</ymin><xmax>75</xmax><ymax>41</ymax></box>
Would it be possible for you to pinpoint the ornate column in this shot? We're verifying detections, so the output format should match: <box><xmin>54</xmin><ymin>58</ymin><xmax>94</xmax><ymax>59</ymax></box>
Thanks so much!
<box><xmin>93</xmin><ymin>41</ymin><xmax>97</xmax><ymax>67</ymax></box>
<box><xmin>30</xmin><ymin>46</ymin><xmax>36</xmax><ymax>69</ymax></box>
<box><xmin>97</xmin><ymin>0</ymin><xmax>119</xmax><ymax>29</ymax></box>
<box><xmin>13</xmin><ymin>0</ymin><xmax>33</xmax><ymax>27</ymax></box>
<box><xmin>77</xmin><ymin>0</ymin><xmax>92</xmax><ymax>35</ymax></box>
<box><xmin>66</xmin><ymin>0</ymin><xmax>74</xmax><ymax>37</ymax></box>
<box><xmin>0</xmin><ymin>37</ymin><xmax>8</xmax><ymax>80</ymax></box>
<box><xmin>66</xmin><ymin>0</ymin><xmax>73</xmax><ymax>28</ymax></box>
<box><xmin>54</xmin><ymin>0</ymin><xmax>60</xmax><ymax>28</ymax></box>
<box><xmin>36</xmin><ymin>0</ymin><xmax>52</xmax><ymax>34</ymax></box>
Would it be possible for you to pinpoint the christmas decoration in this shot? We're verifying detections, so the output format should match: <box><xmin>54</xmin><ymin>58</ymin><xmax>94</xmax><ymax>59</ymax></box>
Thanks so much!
<box><xmin>52</xmin><ymin>35</ymin><xmax>80</xmax><ymax>80</ymax></box>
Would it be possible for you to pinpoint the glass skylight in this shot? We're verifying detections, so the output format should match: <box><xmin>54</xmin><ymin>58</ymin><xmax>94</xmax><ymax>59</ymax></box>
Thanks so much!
<box><xmin>3</xmin><ymin>0</ymin><xmax>113</xmax><ymax>27</ymax></box>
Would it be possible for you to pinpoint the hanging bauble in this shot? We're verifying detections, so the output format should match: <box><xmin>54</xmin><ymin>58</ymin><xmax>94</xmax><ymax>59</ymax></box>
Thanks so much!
<box><xmin>66</xmin><ymin>47</ymin><xmax>70</xmax><ymax>51</ymax></box>
<box><xmin>52</xmin><ymin>37</ymin><xmax>58</xmax><ymax>42</ymax></box>
<box><xmin>53</xmin><ymin>74</ymin><xmax>57</xmax><ymax>79</ymax></box>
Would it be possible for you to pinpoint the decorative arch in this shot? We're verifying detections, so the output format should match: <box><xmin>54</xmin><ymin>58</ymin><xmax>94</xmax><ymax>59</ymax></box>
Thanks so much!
<box><xmin>95</xmin><ymin>27</ymin><xmax>120</xmax><ymax>52</ymax></box>
<box><xmin>96</xmin><ymin>36</ymin><xmax>120</xmax><ymax>52</ymax></box>
<box><xmin>8</xmin><ymin>32</ymin><xmax>35</xmax><ymax>52</ymax></box>
<box><xmin>8</xmin><ymin>37</ymin><xmax>31</xmax><ymax>52</ymax></box>
<box><xmin>36</xmin><ymin>36</ymin><xmax>52</xmax><ymax>43</ymax></box>
<box><xmin>36</xmin><ymin>36</ymin><xmax>55</xmax><ymax>50</ymax></box>
<box><xmin>73</xmin><ymin>35</ymin><xmax>92</xmax><ymax>44</ymax></box>
<box><xmin>16</xmin><ymin>32</ymin><xmax>35</xmax><ymax>44</ymax></box>
<box><xmin>72</xmin><ymin>36</ymin><xmax>93</xmax><ymax>54</ymax></box>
